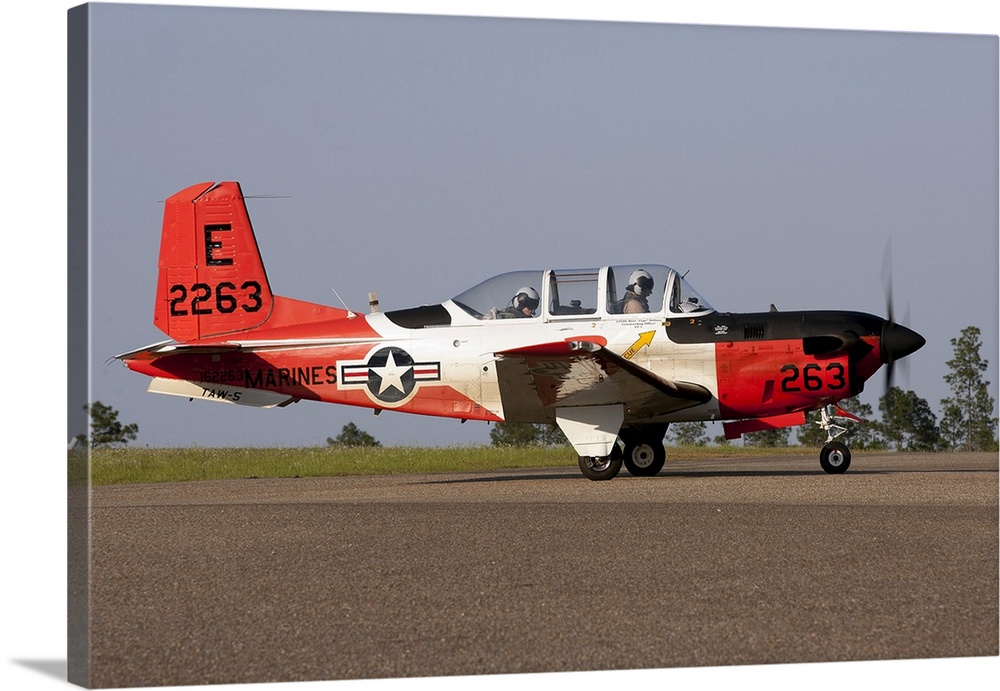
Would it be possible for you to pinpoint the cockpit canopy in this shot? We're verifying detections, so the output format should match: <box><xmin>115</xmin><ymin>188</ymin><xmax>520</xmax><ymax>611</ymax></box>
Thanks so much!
<box><xmin>450</xmin><ymin>264</ymin><xmax>714</xmax><ymax>321</ymax></box>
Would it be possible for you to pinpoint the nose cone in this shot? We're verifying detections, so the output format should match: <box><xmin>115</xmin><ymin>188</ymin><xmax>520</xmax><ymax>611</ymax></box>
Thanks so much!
<box><xmin>881</xmin><ymin>321</ymin><xmax>926</xmax><ymax>363</ymax></box>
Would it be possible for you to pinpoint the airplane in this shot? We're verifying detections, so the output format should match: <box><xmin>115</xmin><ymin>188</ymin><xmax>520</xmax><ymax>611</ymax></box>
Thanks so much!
<box><xmin>116</xmin><ymin>181</ymin><xmax>925</xmax><ymax>480</ymax></box>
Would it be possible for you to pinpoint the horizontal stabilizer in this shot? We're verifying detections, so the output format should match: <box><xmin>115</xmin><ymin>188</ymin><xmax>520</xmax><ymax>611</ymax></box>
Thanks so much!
<box><xmin>115</xmin><ymin>340</ymin><xmax>243</xmax><ymax>363</ymax></box>
<box><xmin>147</xmin><ymin>377</ymin><xmax>297</xmax><ymax>408</ymax></box>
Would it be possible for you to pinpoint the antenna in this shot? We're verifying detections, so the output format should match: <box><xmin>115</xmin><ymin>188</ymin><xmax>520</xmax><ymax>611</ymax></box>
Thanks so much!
<box><xmin>330</xmin><ymin>288</ymin><xmax>357</xmax><ymax>318</ymax></box>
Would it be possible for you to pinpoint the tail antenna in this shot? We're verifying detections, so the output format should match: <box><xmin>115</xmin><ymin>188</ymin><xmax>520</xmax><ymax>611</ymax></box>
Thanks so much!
<box><xmin>330</xmin><ymin>288</ymin><xmax>357</xmax><ymax>318</ymax></box>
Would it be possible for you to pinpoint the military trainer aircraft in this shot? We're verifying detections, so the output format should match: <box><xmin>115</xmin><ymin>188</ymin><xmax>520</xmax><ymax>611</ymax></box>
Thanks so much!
<box><xmin>117</xmin><ymin>181</ymin><xmax>925</xmax><ymax>480</ymax></box>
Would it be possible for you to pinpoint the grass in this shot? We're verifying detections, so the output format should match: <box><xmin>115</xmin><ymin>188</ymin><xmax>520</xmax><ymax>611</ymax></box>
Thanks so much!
<box><xmin>71</xmin><ymin>444</ymin><xmax>816</xmax><ymax>486</ymax></box>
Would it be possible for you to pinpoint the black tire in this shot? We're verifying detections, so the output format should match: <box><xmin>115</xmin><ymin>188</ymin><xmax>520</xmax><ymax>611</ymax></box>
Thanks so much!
<box><xmin>622</xmin><ymin>439</ymin><xmax>666</xmax><ymax>477</ymax></box>
<box><xmin>820</xmin><ymin>441</ymin><xmax>851</xmax><ymax>474</ymax></box>
<box><xmin>578</xmin><ymin>454</ymin><xmax>623</xmax><ymax>481</ymax></box>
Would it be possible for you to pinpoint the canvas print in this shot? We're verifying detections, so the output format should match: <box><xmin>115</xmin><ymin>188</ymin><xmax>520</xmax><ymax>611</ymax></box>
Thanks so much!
<box><xmin>68</xmin><ymin>3</ymin><xmax>998</xmax><ymax>688</ymax></box>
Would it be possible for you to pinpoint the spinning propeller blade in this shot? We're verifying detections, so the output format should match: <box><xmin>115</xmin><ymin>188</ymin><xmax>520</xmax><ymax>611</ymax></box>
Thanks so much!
<box><xmin>882</xmin><ymin>239</ymin><xmax>896</xmax><ymax>391</ymax></box>
<box><xmin>880</xmin><ymin>238</ymin><xmax>924</xmax><ymax>393</ymax></box>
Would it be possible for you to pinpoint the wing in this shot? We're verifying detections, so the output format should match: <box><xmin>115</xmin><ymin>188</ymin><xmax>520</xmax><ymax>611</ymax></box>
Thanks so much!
<box><xmin>494</xmin><ymin>340</ymin><xmax>711</xmax><ymax>421</ymax></box>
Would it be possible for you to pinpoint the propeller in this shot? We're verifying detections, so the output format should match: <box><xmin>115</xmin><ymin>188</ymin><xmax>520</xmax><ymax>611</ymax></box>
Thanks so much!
<box><xmin>898</xmin><ymin>302</ymin><xmax>913</xmax><ymax>386</ymax></box>
<box><xmin>880</xmin><ymin>238</ymin><xmax>924</xmax><ymax>393</ymax></box>
<box><xmin>881</xmin><ymin>239</ymin><xmax>896</xmax><ymax>391</ymax></box>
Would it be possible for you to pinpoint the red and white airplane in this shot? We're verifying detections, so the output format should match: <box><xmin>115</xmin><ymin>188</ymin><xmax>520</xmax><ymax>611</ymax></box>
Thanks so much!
<box><xmin>117</xmin><ymin>181</ymin><xmax>925</xmax><ymax>480</ymax></box>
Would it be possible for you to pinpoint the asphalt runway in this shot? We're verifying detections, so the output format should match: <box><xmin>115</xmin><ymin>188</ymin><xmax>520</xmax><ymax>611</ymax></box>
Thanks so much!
<box><xmin>87</xmin><ymin>452</ymin><xmax>998</xmax><ymax>688</ymax></box>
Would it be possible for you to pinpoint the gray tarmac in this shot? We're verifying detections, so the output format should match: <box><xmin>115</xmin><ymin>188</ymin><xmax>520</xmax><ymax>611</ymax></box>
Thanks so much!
<box><xmin>86</xmin><ymin>452</ymin><xmax>998</xmax><ymax>688</ymax></box>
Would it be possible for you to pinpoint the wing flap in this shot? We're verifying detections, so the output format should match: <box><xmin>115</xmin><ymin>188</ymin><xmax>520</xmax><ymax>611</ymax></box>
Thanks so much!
<box><xmin>495</xmin><ymin>340</ymin><xmax>711</xmax><ymax>421</ymax></box>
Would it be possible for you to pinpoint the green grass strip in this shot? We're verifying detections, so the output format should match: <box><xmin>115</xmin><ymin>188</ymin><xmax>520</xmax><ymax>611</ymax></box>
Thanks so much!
<box><xmin>72</xmin><ymin>445</ymin><xmax>815</xmax><ymax>486</ymax></box>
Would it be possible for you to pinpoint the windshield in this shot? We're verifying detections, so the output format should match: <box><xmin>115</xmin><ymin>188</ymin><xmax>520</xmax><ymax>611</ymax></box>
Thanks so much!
<box><xmin>667</xmin><ymin>271</ymin><xmax>714</xmax><ymax>314</ymax></box>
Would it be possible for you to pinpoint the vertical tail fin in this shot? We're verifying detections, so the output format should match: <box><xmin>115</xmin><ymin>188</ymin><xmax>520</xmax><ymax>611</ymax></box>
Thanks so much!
<box><xmin>154</xmin><ymin>181</ymin><xmax>274</xmax><ymax>340</ymax></box>
<box><xmin>153</xmin><ymin>181</ymin><xmax>346</xmax><ymax>341</ymax></box>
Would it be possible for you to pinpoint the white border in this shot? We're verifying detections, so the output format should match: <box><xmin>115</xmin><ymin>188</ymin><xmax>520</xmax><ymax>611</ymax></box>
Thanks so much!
<box><xmin>3</xmin><ymin>3</ymin><xmax>997</xmax><ymax>691</ymax></box>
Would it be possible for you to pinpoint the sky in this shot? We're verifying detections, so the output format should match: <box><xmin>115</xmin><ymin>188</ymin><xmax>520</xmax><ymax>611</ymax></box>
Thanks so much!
<box><xmin>2</xmin><ymin>3</ymin><xmax>999</xmax><ymax>691</ymax></box>
<box><xmin>72</xmin><ymin>1</ymin><xmax>998</xmax><ymax>449</ymax></box>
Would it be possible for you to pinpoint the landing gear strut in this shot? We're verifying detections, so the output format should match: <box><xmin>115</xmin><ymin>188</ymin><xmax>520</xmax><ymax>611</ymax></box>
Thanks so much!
<box><xmin>815</xmin><ymin>405</ymin><xmax>860</xmax><ymax>474</ymax></box>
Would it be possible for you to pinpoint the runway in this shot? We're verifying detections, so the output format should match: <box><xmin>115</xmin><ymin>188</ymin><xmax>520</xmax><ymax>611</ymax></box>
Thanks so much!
<box><xmin>87</xmin><ymin>452</ymin><xmax>998</xmax><ymax>688</ymax></box>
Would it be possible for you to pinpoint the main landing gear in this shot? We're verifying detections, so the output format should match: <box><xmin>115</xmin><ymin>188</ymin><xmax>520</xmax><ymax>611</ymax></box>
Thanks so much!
<box><xmin>815</xmin><ymin>405</ymin><xmax>862</xmax><ymax>474</ymax></box>
<box><xmin>619</xmin><ymin>430</ymin><xmax>667</xmax><ymax>477</ymax></box>
<box><xmin>577</xmin><ymin>428</ymin><xmax>667</xmax><ymax>481</ymax></box>
<box><xmin>578</xmin><ymin>453</ymin><xmax>623</xmax><ymax>481</ymax></box>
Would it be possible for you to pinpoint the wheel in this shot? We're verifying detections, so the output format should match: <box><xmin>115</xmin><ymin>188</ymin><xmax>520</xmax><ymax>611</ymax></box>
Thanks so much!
<box><xmin>578</xmin><ymin>454</ymin><xmax>623</xmax><ymax>481</ymax></box>
<box><xmin>820</xmin><ymin>441</ymin><xmax>851</xmax><ymax>474</ymax></box>
<box><xmin>622</xmin><ymin>439</ymin><xmax>666</xmax><ymax>477</ymax></box>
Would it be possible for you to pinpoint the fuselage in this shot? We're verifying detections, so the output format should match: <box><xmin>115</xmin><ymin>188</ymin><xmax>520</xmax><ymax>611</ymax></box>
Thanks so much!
<box><xmin>123</xmin><ymin>264</ymin><xmax>920</xmax><ymax>433</ymax></box>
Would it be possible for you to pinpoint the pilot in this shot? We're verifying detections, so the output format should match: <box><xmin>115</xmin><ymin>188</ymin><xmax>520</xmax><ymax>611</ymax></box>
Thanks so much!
<box><xmin>619</xmin><ymin>269</ymin><xmax>654</xmax><ymax>314</ymax></box>
<box><xmin>497</xmin><ymin>286</ymin><xmax>540</xmax><ymax>318</ymax></box>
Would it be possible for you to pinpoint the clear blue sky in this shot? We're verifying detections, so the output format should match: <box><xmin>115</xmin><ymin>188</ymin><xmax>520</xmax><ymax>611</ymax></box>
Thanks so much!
<box><xmin>79</xmin><ymin>2</ymin><xmax>997</xmax><ymax>448</ymax></box>
<box><xmin>3</xmin><ymin>4</ymin><xmax>999</xmax><ymax>691</ymax></box>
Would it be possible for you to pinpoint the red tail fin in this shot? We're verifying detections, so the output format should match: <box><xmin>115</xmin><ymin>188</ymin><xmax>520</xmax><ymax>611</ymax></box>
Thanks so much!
<box><xmin>153</xmin><ymin>181</ymin><xmax>344</xmax><ymax>340</ymax></box>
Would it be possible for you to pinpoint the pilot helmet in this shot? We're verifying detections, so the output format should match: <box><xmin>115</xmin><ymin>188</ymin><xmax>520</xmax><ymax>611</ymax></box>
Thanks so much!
<box><xmin>513</xmin><ymin>286</ymin><xmax>540</xmax><ymax>312</ymax></box>
<box><xmin>628</xmin><ymin>269</ymin><xmax>654</xmax><ymax>297</ymax></box>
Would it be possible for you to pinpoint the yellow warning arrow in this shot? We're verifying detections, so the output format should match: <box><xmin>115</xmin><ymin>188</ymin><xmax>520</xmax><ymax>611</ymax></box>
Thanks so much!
<box><xmin>622</xmin><ymin>331</ymin><xmax>655</xmax><ymax>360</ymax></box>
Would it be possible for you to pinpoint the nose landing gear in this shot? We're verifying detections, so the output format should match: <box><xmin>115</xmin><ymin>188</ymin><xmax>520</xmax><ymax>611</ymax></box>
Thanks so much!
<box><xmin>815</xmin><ymin>405</ymin><xmax>863</xmax><ymax>474</ymax></box>
<box><xmin>819</xmin><ymin>440</ymin><xmax>851</xmax><ymax>473</ymax></box>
